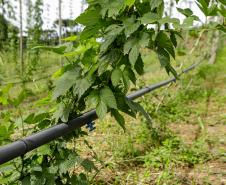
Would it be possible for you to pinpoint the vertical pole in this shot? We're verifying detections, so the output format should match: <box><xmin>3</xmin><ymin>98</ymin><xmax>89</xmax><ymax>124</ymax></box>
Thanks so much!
<box><xmin>209</xmin><ymin>16</ymin><xmax>221</xmax><ymax>64</ymax></box>
<box><xmin>169</xmin><ymin>0</ymin><xmax>173</xmax><ymax>17</ymax></box>
<box><xmin>69</xmin><ymin>0</ymin><xmax>73</xmax><ymax>35</ymax></box>
<box><xmin>19</xmin><ymin>0</ymin><xmax>24</xmax><ymax>75</ymax></box>
<box><xmin>58</xmin><ymin>0</ymin><xmax>62</xmax><ymax>45</ymax></box>
<box><xmin>58</xmin><ymin>0</ymin><xmax>63</xmax><ymax>66</ymax></box>
<box><xmin>188</xmin><ymin>1</ymin><xmax>192</xmax><ymax>9</ymax></box>
<box><xmin>81</xmin><ymin>0</ymin><xmax>85</xmax><ymax>13</ymax></box>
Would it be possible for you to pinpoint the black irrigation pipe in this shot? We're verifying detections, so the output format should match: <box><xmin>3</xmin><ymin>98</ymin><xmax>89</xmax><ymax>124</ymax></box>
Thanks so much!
<box><xmin>0</xmin><ymin>61</ymin><xmax>203</xmax><ymax>165</ymax></box>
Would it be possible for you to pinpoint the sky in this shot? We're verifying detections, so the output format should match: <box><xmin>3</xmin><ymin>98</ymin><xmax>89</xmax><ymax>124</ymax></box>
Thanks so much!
<box><xmin>10</xmin><ymin>0</ymin><xmax>205</xmax><ymax>33</ymax></box>
<box><xmin>11</xmin><ymin>0</ymin><xmax>83</xmax><ymax>31</ymax></box>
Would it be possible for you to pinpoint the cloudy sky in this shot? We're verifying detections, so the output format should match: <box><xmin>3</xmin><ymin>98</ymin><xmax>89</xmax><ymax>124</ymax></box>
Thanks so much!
<box><xmin>11</xmin><ymin>0</ymin><xmax>83</xmax><ymax>30</ymax></box>
<box><xmin>11</xmin><ymin>0</ymin><xmax>205</xmax><ymax>32</ymax></box>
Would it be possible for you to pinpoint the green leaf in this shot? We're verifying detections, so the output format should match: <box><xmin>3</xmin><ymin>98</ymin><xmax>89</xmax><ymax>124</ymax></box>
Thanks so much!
<box><xmin>134</xmin><ymin>55</ymin><xmax>144</xmax><ymax>75</ymax></box>
<box><xmin>105</xmin><ymin>24</ymin><xmax>124</xmax><ymax>36</ymax></box>
<box><xmin>96</xmin><ymin>100</ymin><xmax>108</xmax><ymax>119</ymax></box>
<box><xmin>208</xmin><ymin>4</ymin><xmax>218</xmax><ymax>16</ymax></box>
<box><xmin>196</xmin><ymin>0</ymin><xmax>210</xmax><ymax>16</ymax></box>
<box><xmin>73</xmin><ymin>76</ymin><xmax>94</xmax><ymax>99</ymax></box>
<box><xmin>123</xmin><ymin>16</ymin><xmax>141</xmax><ymax>36</ymax></box>
<box><xmin>124</xmin><ymin>67</ymin><xmax>136</xmax><ymax>85</ymax></box>
<box><xmin>0</xmin><ymin>163</ymin><xmax>15</xmax><ymax>174</ymax></box>
<box><xmin>139</xmin><ymin>32</ymin><xmax>150</xmax><ymax>48</ymax></box>
<box><xmin>101</xmin><ymin>25</ymin><xmax>124</xmax><ymax>53</ymax></box>
<box><xmin>22</xmin><ymin>176</ymin><xmax>30</xmax><ymax>185</ymax></box>
<box><xmin>150</xmin><ymin>0</ymin><xmax>163</xmax><ymax>10</ymax></box>
<box><xmin>124</xmin><ymin>38</ymin><xmax>137</xmax><ymax>55</ymax></box>
<box><xmin>87</xmin><ymin>90</ymin><xmax>99</xmax><ymax>107</ymax></box>
<box><xmin>122</xmin><ymin>71</ymin><xmax>130</xmax><ymax>93</ymax></box>
<box><xmin>176</xmin><ymin>8</ymin><xmax>193</xmax><ymax>17</ymax></box>
<box><xmin>30</xmin><ymin>173</ymin><xmax>46</xmax><ymax>185</ymax></box>
<box><xmin>53</xmin><ymin>67</ymin><xmax>81</xmax><ymax>100</ymax></box>
<box><xmin>75</xmin><ymin>8</ymin><xmax>101</xmax><ymax>26</ymax></box>
<box><xmin>157</xmin><ymin>2</ymin><xmax>165</xmax><ymax>17</ymax></box>
<box><xmin>125</xmin><ymin>99</ymin><xmax>152</xmax><ymax>124</ymax></box>
<box><xmin>59</xmin><ymin>154</ymin><xmax>76</xmax><ymax>174</ymax></box>
<box><xmin>140</xmin><ymin>12</ymin><xmax>160</xmax><ymax>24</ymax></box>
<box><xmin>116</xmin><ymin>95</ymin><xmax>136</xmax><ymax>117</ymax></box>
<box><xmin>157</xmin><ymin>48</ymin><xmax>178</xmax><ymax>78</ymax></box>
<box><xmin>37</xmin><ymin>145</ymin><xmax>52</xmax><ymax>156</ymax></box>
<box><xmin>170</xmin><ymin>31</ymin><xmax>177</xmax><ymax>48</ymax></box>
<box><xmin>182</xmin><ymin>16</ymin><xmax>195</xmax><ymax>29</ymax></box>
<box><xmin>111</xmin><ymin>68</ymin><xmax>123</xmax><ymax>87</ymax></box>
<box><xmin>0</xmin><ymin>125</ymin><xmax>9</xmax><ymax>140</ymax></box>
<box><xmin>33</xmin><ymin>113</ymin><xmax>49</xmax><ymax>123</ymax></box>
<box><xmin>53</xmin><ymin>103</ymin><xmax>70</xmax><ymax>122</ymax></box>
<box><xmin>124</xmin><ymin>32</ymin><xmax>149</xmax><ymax>59</ymax></box>
<box><xmin>216</xmin><ymin>24</ymin><xmax>226</xmax><ymax>33</ymax></box>
<box><xmin>100</xmin><ymin>35</ymin><xmax>117</xmax><ymax>53</ymax></box>
<box><xmin>100</xmin><ymin>86</ymin><xmax>117</xmax><ymax>109</ymax></box>
<box><xmin>218</xmin><ymin>5</ymin><xmax>226</xmax><ymax>17</ymax></box>
<box><xmin>111</xmin><ymin>109</ymin><xmax>125</xmax><ymax>130</ymax></box>
<box><xmin>129</xmin><ymin>45</ymin><xmax>139</xmax><ymax>66</ymax></box>
<box><xmin>24</xmin><ymin>113</ymin><xmax>35</xmax><ymax>124</ymax></box>
<box><xmin>71</xmin><ymin>173</ymin><xmax>88</xmax><ymax>185</ymax></box>
<box><xmin>62</xmin><ymin>35</ymin><xmax>77</xmax><ymax>41</ymax></box>
<box><xmin>32</xmin><ymin>45</ymin><xmax>67</xmax><ymax>55</ymax></box>
<box><xmin>100</xmin><ymin>0</ymin><xmax>125</xmax><ymax>17</ymax></box>
<box><xmin>157</xmin><ymin>47</ymin><xmax>170</xmax><ymax>68</ymax></box>
<box><xmin>156</xmin><ymin>31</ymin><xmax>175</xmax><ymax>59</ymax></box>
<box><xmin>80</xmin><ymin>25</ymin><xmax>102</xmax><ymax>40</ymax></box>
<box><xmin>218</xmin><ymin>0</ymin><xmax>226</xmax><ymax>5</ymax></box>
<box><xmin>125</xmin><ymin>0</ymin><xmax>135</xmax><ymax>7</ymax></box>
<box><xmin>158</xmin><ymin>17</ymin><xmax>181</xmax><ymax>28</ymax></box>
<box><xmin>81</xmin><ymin>159</ymin><xmax>97</xmax><ymax>172</ymax></box>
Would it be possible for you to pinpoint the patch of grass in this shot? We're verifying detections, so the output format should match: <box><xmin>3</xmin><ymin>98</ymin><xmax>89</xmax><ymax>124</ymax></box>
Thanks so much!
<box><xmin>143</xmin><ymin>136</ymin><xmax>211</xmax><ymax>169</ymax></box>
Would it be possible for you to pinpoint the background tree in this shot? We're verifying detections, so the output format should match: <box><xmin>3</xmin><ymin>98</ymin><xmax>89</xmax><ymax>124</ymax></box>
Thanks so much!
<box><xmin>0</xmin><ymin>0</ymin><xmax>16</xmax><ymax>50</ymax></box>
<box><xmin>26</xmin><ymin>0</ymin><xmax>43</xmax><ymax>77</ymax></box>
<box><xmin>33</xmin><ymin>0</ymin><xmax>43</xmax><ymax>46</ymax></box>
<box><xmin>0</xmin><ymin>14</ymin><xmax>8</xmax><ymax>48</ymax></box>
<box><xmin>26</xmin><ymin>0</ymin><xmax>33</xmax><ymax>48</ymax></box>
<box><xmin>54</xmin><ymin>18</ymin><xmax>79</xmax><ymax>37</ymax></box>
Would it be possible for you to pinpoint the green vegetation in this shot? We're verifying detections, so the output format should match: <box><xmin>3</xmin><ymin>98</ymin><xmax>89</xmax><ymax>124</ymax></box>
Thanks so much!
<box><xmin>84</xmin><ymin>46</ymin><xmax>226</xmax><ymax>184</ymax></box>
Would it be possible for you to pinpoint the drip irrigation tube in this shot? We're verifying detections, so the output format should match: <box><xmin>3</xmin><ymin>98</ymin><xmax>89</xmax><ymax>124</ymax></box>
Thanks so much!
<box><xmin>0</xmin><ymin>61</ymin><xmax>202</xmax><ymax>165</ymax></box>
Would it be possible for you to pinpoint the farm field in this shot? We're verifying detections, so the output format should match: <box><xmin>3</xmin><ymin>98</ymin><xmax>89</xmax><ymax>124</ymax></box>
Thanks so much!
<box><xmin>83</xmin><ymin>46</ymin><xmax>226</xmax><ymax>184</ymax></box>
<box><xmin>0</xmin><ymin>0</ymin><xmax>226</xmax><ymax>184</ymax></box>
<box><xmin>0</xmin><ymin>43</ymin><xmax>225</xmax><ymax>185</ymax></box>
